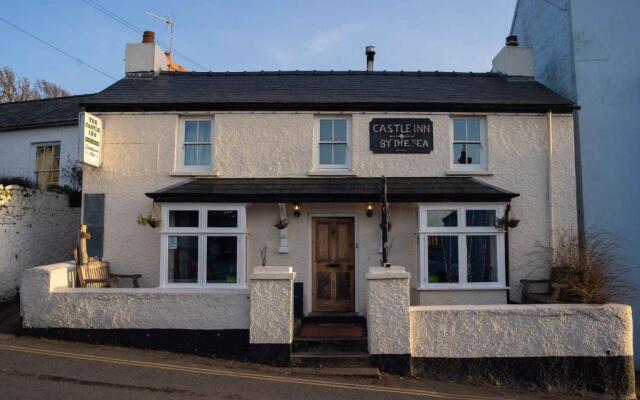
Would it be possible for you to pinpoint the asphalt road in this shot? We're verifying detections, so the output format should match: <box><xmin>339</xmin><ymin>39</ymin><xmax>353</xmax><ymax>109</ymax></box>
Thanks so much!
<box><xmin>0</xmin><ymin>301</ymin><xmax>581</xmax><ymax>400</ymax></box>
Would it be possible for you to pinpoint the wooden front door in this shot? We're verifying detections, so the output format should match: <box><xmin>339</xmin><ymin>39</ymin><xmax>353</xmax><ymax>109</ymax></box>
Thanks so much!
<box><xmin>312</xmin><ymin>217</ymin><xmax>355</xmax><ymax>312</ymax></box>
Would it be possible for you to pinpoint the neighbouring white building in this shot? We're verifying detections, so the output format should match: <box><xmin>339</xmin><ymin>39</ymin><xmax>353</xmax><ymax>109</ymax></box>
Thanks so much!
<box><xmin>20</xmin><ymin>32</ymin><xmax>634</xmax><ymax>398</ymax></box>
<box><xmin>0</xmin><ymin>95</ymin><xmax>91</xmax><ymax>187</ymax></box>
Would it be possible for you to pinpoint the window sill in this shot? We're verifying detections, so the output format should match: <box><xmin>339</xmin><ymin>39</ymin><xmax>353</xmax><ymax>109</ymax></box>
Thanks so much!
<box><xmin>307</xmin><ymin>169</ymin><xmax>356</xmax><ymax>176</ymax></box>
<box><xmin>170</xmin><ymin>170</ymin><xmax>219</xmax><ymax>177</ymax></box>
<box><xmin>414</xmin><ymin>286</ymin><xmax>509</xmax><ymax>291</ymax></box>
<box><xmin>445</xmin><ymin>170</ymin><xmax>493</xmax><ymax>176</ymax></box>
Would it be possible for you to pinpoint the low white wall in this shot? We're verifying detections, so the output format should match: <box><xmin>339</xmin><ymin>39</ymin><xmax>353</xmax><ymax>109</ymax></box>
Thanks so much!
<box><xmin>21</xmin><ymin>262</ymin><xmax>250</xmax><ymax>330</ymax></box>
<box><xmin>249</xmin><ymin>266</ymin><xmax>295</xmax><ymax>344</ymax></box>
<box><xmin>0</xmin><ymin>185</ymin><xmax>80</xmax><ymax>301</ymax></box>
<box><xmin>410</xmin><ymin>304</ymin><xmax>633</xmax><ymax>358</ymax></box>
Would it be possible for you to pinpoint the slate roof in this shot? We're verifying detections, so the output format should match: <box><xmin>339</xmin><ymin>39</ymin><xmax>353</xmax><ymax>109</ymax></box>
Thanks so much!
<box><xmin>0</xmin><ymin>94</ymin><xmax>93</xmax><ymax>132</ymax></box>
<box><xmin>82</xmin><ymin>71</ymin><xmax>575</xmax><ymax>113</ymax></box>
<box><xmin>146</xmin><ymin>177</ymin><xmax>519</xmax><ymax>203</ymax></box>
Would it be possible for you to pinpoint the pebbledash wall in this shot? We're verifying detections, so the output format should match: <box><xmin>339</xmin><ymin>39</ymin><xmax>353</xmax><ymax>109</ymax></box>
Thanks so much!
<box><xmin>0</xmin><ymin>185</ymin><xmax>80</xmax><ymax>300</ymax></box>
<box><xmin>82</xmin><ymin>112</ymin><xmax>577</xmax><ymax>307</ymax></box>
<box><xmin>367</xmin><ymin>266</ymin><xmax>635</xmax><ymax>398</ymax></box>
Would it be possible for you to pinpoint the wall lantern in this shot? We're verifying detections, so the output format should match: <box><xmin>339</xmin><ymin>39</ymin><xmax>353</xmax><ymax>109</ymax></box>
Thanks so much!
<box><xmin>293</xmin><ymin>203</ymin><xmax>301</xmax><ymax>217</ymax></box>
<box><xmin>366</xmin><ymin>203</ymin><xmax>374</xmax><ymax>217</ymax></box>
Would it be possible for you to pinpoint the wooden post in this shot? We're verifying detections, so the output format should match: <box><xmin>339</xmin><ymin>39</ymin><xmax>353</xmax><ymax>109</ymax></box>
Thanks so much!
<box><xmin>79</xmin><ymin>224</ymin><xmax>91</xmax><ymax>265</ymax></box>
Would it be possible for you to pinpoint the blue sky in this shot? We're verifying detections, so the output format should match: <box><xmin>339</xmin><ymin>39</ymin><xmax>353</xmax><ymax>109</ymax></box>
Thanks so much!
<box><xmin>1</xmin><ymin>0</ymin><xmax>516</xmax><ymax>95</ymax></box>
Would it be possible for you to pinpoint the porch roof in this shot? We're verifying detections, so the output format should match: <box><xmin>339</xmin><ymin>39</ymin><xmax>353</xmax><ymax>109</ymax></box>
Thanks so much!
<box><xmin>145</xmin><ymin>177</ymin><xmax>519</xmax><ymax>203</ymax></box>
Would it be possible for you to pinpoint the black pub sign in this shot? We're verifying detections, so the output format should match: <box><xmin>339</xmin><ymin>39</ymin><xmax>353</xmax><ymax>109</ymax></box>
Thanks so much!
<box><xmin>369</xmin><ymin>118</ymin><xmax>433</xmax><ymax>154</ymax></box>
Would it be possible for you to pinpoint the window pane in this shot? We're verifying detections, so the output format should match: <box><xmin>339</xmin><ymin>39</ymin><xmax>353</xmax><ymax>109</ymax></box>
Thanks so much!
<box><xmin>319</xmin><ymin>120</ymin><xmax>333</xmax><ymax>141</ymax></box>
<box><xmin>319</xmin><ymin>143</ymin><xmax>332</xmax><ymax>164</ymax></box>
<box><xmin>197</xmin><ymin>144</ymin><xmax>211</xmax><ymax>166</ymax></box>
<box><xmin>453</xmin><ymin>143</ymin><xmax>466</xmax><ymax>165</ymax></box>
<box><xmin>35</xmin><ymin>147</ymin><xmax>46</xmax><ymax>170</ymax></box>
<box><xmin>466</xmin><ymin>210</ymin><xmax>497</xmax><ymax>227</ymax></box>
<box><xmin>184</xmin><ymin>144</ymin><xmax>198</xmax><ymax>165</ymax></box>
<box><xmin>427</xmin><ymin>209</ymin><xmax>458</xmax><ymax>227</ymax></box>
<box><xmin>51</xmin><ymin>156</ymin><xmax>60</xmax><ymax>171</ymax></box>
<box><xmin>333</xmin><ymin>143</ymin><xmax>347</xmax><ymax>165</ymax></box>
<box><xmin>453</xmin><ymin>120</ymin><xmax>466</xmax><ymax>141</ymax></box>
<box><xmin>207</xmin><ymin>236</ymin><xmax>238</xmax><ymax>283</ymax></box>
<box><xmin>467</xmin><ymin>235</ymin><xmax>498</xmax><ymax>283</ymax></box>
<box><xmin>198</xmin><ymin>120</ymin><xmax>211</xmax><ymax>142</ymax></box>
<box><xmin>169</xmin><ymin>210</ymin><xmax>199</xmax><ymax>227</ymax></box>
<box><xmin>427</xmin><ymin>236</ymin><xmax>459</xmax><ymax>283</ymax></box>
<box><xmin>465</xmin><ymin>143</ymin><xmax>481</xmax><ymax>165</ymax></box>
<box><xmin>333</xmin><ymin>120</ymin><xmax>347</xmax><ymax>141</ymax></box>
<box><xmin>185</xmin><ymin>121</ymin><xmax>198</xmax><ymax>142</ymax></box>
<box><xmin>208</xmin><ymin>210</ymin><xmax>238</xmax><ymax>227</ymax></box>
<box><xmin>467</xmin><ymin>120</ymin><xmax>481</xmax><ymax>141</ymax></box>
<box><xmin>167</xmin><ymin>236</ymin><xmax>198</xmax><ymax>283</ymax></box>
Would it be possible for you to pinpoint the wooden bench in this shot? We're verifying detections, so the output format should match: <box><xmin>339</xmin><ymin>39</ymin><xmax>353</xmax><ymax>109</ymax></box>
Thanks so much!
<box><xmin>77</xmin><ymin>259</ymin><xmax>141</xmax><ymax>288</ymax></box>
<box><xmin>521</xmin><ymin>267</ymin><xmax>584</xmax><ymax>304</ymax></box>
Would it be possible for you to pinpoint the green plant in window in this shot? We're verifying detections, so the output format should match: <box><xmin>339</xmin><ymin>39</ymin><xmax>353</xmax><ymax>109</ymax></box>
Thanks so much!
<box><xmin>226</xmin><ymin>275</ymin><xmax>237</xmax><ymax>283</ymax></box>
<box><xmin>428</xmin><ymin>275</ymin><xmax>440</xmax><ymax>283</ymax></box>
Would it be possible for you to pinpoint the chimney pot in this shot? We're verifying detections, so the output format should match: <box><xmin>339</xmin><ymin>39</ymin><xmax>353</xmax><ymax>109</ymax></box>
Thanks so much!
<box><xmin>142</xmin><ymin>31</ymin><xmax>156</xmax><ymax>44</ymax></box>
<box><xmin>506</xmin><ymin>35</ymin><xmax>518</xmax><ymax>46</ymax></box>
<box><xmin>366</xmin><ymin>45</ymin><xmax>376</xmax><ymax>72</ymax></box>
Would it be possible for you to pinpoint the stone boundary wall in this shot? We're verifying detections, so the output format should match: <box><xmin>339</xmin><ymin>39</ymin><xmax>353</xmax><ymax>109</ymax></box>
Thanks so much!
<box><xmin>0</xmin><ymin>185</ymin><xmax>80</xmax><ymax>301</ymax></box>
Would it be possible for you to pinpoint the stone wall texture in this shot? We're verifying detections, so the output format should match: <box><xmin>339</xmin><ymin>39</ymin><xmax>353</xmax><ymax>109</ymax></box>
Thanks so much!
<box><xmin>0</xmin><ymin>185</ymin><xmax>80</xmax><ymax>300</ymax></box>
<box><xmin>21</xmin><ymin>262</ymin><xmax>250</xmax><ymax>330</ymax></box>
<box><xmin>83</xmin><ymin>112</ymin><xmax>577</xmax><ymax>304</ymax></box>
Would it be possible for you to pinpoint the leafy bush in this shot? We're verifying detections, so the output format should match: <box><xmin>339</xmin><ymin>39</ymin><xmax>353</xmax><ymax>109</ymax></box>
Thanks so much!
<box><xmin>0</xmin><ymin>176</ymin><xmax>35</xmax><ymax>188</ymax></box>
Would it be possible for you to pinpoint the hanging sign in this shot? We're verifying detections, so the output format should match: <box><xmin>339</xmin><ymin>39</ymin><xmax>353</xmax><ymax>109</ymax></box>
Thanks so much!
<box><xmin>80</xmin><ymin>112</ymin><xmax>103</xmax><ymax>167</ymax></box>
<box><xmin>369</xmin><ymin>118</ymin><xmax>433</xmax><ymax>154</ymax></box>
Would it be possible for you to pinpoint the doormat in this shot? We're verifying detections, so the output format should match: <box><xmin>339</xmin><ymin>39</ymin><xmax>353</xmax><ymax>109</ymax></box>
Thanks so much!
<box><xmin>298</xmin><ymin>323</ymin><xmax>364</xmax><ymax>338</ymax></box>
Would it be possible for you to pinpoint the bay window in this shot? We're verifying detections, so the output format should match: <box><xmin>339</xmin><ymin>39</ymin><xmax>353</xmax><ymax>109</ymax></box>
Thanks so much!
<box><xmin>418</xmin><ymin>204</ymin><xmax>505</xmax><ymax>289</ymax></box>
<box><xmin>161</xmin><ymin>204</ymin><xmax>246</xmax><ymax>288</ymax></box>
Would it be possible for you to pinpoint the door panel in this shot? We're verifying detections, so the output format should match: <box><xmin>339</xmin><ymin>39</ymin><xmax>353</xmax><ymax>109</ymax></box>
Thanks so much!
<box><xmin>312</xmin><ymin>217</ymin><xmax>355</xmax><ymax>312</ymax></box>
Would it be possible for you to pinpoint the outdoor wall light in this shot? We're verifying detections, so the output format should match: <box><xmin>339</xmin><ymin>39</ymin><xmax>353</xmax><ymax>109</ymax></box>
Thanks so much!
<box><xmin>366</xmin><ymin>203</ymin><xmax>374</xmax><ymax>217</ymax></box>
<box><xmin>293</xmin><ymin>203</ymin><xmax>301</xmax><ymax>217</ymax></box>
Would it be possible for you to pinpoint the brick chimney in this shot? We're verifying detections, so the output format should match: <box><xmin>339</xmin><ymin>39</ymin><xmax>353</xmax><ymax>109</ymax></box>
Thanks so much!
<box><xmin>491</xmin><ymin>35</ymin><xmax>534</xmax><ymax>77</ymax></box>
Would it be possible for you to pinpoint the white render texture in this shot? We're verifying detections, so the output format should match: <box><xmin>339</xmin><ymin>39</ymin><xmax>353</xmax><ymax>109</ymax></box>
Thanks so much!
<box><xmin>0</xmin><ymin>186</ymin><xmax>80</xmax><ymax>300</ymax></box>
<box><xmin>82</xmin><ymin>112</ymin><xmax>577</xmax><ymax>304</ymax></box>
<box><xmin>410</xmin><ymin>303</ymin><xmax>633</xmax><ymax>358</ymax></box>
<box><xmin>250</xmin><ymin>266</ymin><xmax>295</xmax><ymax>344</ymax></box>
<box><xmin>21</xmin><ymin>262</ymin><xmax>250</xmax><ymax>330</ymax></box>
<box><xmin>125</xmin><ymin>43</ymin><xmax>168</xmax><ymax>74</ymax></box>
<box><xmin>366</xmin><ymin>266</ymin><xmax>411</xmax><ymax>355</ymax></box>
<box><xmin>491</xmin><ymin>46</ymin><xmax>535</xmax><ymax>77</ymax></box>
<box><xmin>412</xmin><ymin>289</ymin><xmax>506</xmax><ymax>305</ymax></box>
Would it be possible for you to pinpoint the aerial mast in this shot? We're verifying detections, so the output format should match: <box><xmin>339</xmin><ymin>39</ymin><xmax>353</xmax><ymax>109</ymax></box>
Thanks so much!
<box><xmin>145</xmin><ymin>11</ymin><xmax>175</xmax><ymax>53</ymax></box>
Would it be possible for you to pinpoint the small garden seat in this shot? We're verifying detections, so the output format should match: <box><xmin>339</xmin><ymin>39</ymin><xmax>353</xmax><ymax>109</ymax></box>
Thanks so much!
<box><xmin>77</xmin><ymin>259</ymin><xmax>141</xmax><ymax>288</ymax></box>
<box><xmin>520</xmin><ymin>267</ymin><xmax>584</xmax><ymax>304</ymax></box>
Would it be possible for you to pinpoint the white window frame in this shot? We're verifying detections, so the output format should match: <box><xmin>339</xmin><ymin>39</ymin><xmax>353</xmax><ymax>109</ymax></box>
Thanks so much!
<box><xmin>160</xmin><ymin>203</ymin><xmax>247</xmax><ymax>288</ymax></box>
<box><xmin>33</xmin><ymin>141</ymin><xmax>61</xmax><ymax>186</ymax></box>
<box><xmin>176</xmin><ymin>117</ymin><xmax>215</xmax><ymax>172</ymax></box>
<box><xmin>314</xmin><ymin>116</ymin><xmax>352</xmax><ymax>171</ymax></box>
<box><xmin>450</xmin><ymin>117</ymin><xmax>487</xmax><ymax>172</ymax></box>
<box><xmin>418</xmin><ymin>203</ymin><xmax>506</xmax><ymax>289</ymax></box>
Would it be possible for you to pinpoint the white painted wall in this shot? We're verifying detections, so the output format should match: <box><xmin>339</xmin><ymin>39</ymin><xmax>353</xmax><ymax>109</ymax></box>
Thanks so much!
<box><xmin>249</xmin><ymin>266</ymin><xmax>295</xmax><ymax>344</ymax></box>
<box><xmin>21</xmin><ymin>262</ymin><xmax>250</xmax><ymax>330</ymax></box>
<box><xmin>410</xmin><ymin>303</ymin><xmax>633</xmax><ymax>358</ymax></box>
<box><xmin>0</xmin><ymin>125</ymin><xmax>80</xmax><ymax>187</ymax></box>
<box><xmin>82</xmin><ymin>111</ymin><xmax>577</xmax><ymax>305</ymax></box>
<box><xmin>0</xmin><ymin>186</ymin><xmax>80</xmax><ymax>300</ymax></box>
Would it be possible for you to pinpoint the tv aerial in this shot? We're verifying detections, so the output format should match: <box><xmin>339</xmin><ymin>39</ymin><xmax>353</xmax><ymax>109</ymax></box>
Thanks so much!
<box><xmin>145</xmin><ymin>11</ymin><xmax>175</xmax><ymax>53</ymax></box>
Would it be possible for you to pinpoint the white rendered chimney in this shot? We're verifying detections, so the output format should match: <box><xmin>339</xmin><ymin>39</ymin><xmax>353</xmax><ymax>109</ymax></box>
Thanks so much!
<box><xmin>491</xmin><ymin>35</ymin><xmax>534</xmax><ymax>77</ymax></box>
<box><xmin>125</xmin><ymin>31</ymin><xmax>169</xmax><ymax>76</ymax></box>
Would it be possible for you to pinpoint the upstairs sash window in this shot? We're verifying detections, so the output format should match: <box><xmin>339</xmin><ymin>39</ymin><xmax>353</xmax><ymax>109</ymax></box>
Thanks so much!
<box><xmin>452</xmin><ymin>118</ymin><xmax>487</xmax><ymax>171</ymax></box>
<box><xmin>316</xmin><ymin>117</ymin><xmax>351</xmax><ymax>170</ymax></box>
<box><xmin>178</xmin><ymin>118</ymin><xmax>213</xmax><ymax>171</ymax></box>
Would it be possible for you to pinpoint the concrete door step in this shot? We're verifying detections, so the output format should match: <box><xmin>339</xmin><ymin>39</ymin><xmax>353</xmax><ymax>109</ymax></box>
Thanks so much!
<box><xmin>291</xmin><ymin>352</ymin><xmax>370</xmax><ymax>368</ymax></box>
<box><xmin>285</xmin><ymin>367</ymin><xmax>380</xmax><ymax>379</ymax></box>
<box><xmin>292</xmin><ymin>337</ymin><xmax>368</xmax><ymax>353</ymax></box>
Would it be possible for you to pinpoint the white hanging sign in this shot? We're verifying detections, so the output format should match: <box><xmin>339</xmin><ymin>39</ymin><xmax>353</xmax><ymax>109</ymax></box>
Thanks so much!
<box><xmin>80</xmin><ymin>112</ymin><xmax>103</xmax><ymax>167</ymax></box>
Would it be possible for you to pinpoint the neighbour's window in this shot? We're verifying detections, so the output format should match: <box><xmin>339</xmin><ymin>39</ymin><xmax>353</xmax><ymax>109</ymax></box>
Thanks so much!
<box><xmin>419</xmin><ymin>204</ymin><xmax>505</xmax><ymax>288</ymax></box>
<box><xmin>316</xmin><ymin>117</ymin><xmax>351</xmax><ymax>169</ymax></box>
<box><xmin>451</xmin><ymin>118</ymin><xmax>486</xmax><ymax>170</ymax></box>
<box><xmin>162</xmin><ymin>205</ymin><xmax>246</xmax><ymax>287</ymax></box>
<box><xmin>178</xmin><ymin>118</ymin><xmax>213</xmax><ymax>171</ymax></box>
<box><xmin>34</xmin><ymin>143</ymin><xmax>61</xmax><ymax>187</ymax></box>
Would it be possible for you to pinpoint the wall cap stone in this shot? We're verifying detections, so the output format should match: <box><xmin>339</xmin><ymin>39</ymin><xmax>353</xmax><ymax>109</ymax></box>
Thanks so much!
<box><xmin>251</xmin><ymin>266</ymin><xmax>295</xmax><ymax>280</ymax></box>
<box><xmin>366</xmin><ymin>266</ymin><xmax>410</xmax><ymax>280</ymax></box>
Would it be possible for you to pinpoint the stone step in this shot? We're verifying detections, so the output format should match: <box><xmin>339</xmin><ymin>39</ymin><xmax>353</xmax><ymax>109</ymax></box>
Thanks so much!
<box><xmin>290</xmin><ymin>352</ymin><xmax>371</xmax><ymax>368</ymax></box>
<box><xmin>285</xmin><ymin>367</ymin><xmax>380</xmax><ymax>379</ymax></box>
<box><xmin>292</xmin><ymin>337</ymin><xmax>368</xmax><ymax>353</ymax></box>
<box><xmin>302</xmin><ymin>313</ymin><xmax>366</xmax><ymax>324</ymax></box>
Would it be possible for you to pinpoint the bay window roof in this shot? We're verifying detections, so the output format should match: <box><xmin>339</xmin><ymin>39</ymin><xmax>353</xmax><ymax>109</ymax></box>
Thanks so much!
<box><xmin>146</xmin><ymin>177</ymin><xmax>519</xmax><ymax>203</ymax></box>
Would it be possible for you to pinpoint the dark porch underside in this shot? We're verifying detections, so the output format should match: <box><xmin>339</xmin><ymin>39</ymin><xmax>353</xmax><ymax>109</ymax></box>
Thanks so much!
<box><xmin>146</xmin><ymin>177</ymin><xmax>519</xmax><ymax>203</ymax></box>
